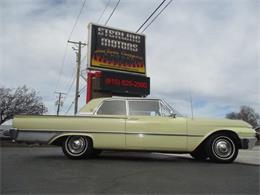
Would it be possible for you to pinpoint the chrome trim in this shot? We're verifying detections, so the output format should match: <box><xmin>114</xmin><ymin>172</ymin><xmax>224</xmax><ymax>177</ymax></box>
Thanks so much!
<box><xmin>246</xmin><ymin>137</ymin><xmax>257</xmax><ymax>149</ymax></box>
<box><xmin>16</xmin><ymin>131</ymin><xmax>58</xmax><ymax>143</ymax></box>
<box><xmin>240</xmin><ymin>137</ymin><xmax>257</xmax><ymax>149</ymax></box>
<box><xmin>94</xmin><ymin>98</ymin><xmax>178</xmax><ymax>117</ymax></box>
<box><xmin>17</xmin><ymin>129</ymin><xmax>204</xmax><ymax>137</ymax></box>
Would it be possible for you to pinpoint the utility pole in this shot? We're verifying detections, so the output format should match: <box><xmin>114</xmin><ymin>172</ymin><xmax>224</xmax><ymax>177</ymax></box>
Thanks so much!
<box><xmin>68</xmin><ymin>40</ymin><xmax>87</xmax><ymax>115</ymax></box>
<box><xmin>54</xmin><ymin>91</ymin><xmax>66</xmax><ymax>116</ymax></box>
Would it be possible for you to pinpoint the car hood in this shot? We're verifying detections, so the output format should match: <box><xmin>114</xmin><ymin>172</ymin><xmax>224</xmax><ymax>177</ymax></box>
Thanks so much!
<box><xmin>186</xmin><ymin>118</ymin><xmax>252</xmax><ymax>128</ymax></box>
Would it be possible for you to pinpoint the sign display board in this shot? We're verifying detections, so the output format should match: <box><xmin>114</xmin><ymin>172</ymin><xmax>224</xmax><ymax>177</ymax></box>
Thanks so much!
<box><xmin>88</xmin><ymin>23</ymin><xmax>146</xmax><ymax>75</ymax></box>
<box><xmin>100</xmin><ymin>71</ymin><xmax>150</xmax><ymax>96</ymax></box>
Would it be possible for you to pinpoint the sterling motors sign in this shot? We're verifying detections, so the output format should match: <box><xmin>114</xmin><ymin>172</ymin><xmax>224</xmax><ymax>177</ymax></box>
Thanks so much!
<box><xmin>88</xmin><ymin>23</ymin><xmax>146</xmax><ymax>75</ymax></box>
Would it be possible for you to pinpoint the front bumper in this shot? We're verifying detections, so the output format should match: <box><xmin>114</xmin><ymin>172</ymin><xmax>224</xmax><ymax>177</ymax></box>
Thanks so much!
<box><xmin>240</xmin><ymin>137</ymin><xmax>257</xmax><ymax>149</ymax></box>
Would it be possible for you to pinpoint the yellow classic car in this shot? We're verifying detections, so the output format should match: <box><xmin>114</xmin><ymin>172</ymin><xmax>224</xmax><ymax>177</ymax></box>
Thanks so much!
<box><xmin>6</xmin><ymin>97</ymin><xmax>258</xmax><ymax>163</ymax></box>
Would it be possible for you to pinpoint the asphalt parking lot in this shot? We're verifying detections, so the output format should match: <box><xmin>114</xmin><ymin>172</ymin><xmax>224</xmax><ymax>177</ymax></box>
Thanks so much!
<box><xmin>1</xmin><ymin>146</ymin><xmax>259</xmax><ymax>194</ymax></box>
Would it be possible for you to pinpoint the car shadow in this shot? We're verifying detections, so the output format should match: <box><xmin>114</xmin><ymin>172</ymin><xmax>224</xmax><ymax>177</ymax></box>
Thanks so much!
<box><xmin>34</xmin><ymin>150</ymin><xmax>259</xmax><ymax>166</ymax></box>
<box><xmin>36</xmin><ymin>150</ymin><xmax>212</xmax><ymax>164</ymax></box>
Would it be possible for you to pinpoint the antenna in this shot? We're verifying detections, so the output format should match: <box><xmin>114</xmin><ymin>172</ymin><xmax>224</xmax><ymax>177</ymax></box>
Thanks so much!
<box><xmin>188</xmin><ymin>86</ymin><xmax>194</xmax><ymax>119</ymax></box>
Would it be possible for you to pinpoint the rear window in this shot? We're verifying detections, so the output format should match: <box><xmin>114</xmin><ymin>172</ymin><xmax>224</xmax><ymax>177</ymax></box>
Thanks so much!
<box><xmin>97</xmin><ymin>100</ymin><xmax>126</xmax><ymax>115</ymax></box>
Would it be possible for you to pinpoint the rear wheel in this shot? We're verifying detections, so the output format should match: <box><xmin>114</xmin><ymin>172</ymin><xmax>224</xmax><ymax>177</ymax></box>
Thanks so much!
<box><xmin>206</xmin><ymin>133</ymin><xmax>238</xmax><ymax>163</ymax></box>
<box><xmin>62</xmin><ymin>136</ymin><xmax>93</xmax><ymax>159</ymax></box>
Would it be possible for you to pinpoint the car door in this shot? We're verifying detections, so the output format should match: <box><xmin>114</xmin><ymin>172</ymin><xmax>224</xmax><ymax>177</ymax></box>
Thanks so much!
<box><xmin>93</xmin><ymin>99</ymin><xmax>127</xmax><ymax>149</ymax></box>
<box><xmin>125</xmin><ymin>100</ymin><xmax>187</xmax><ymax>151</ymax></box>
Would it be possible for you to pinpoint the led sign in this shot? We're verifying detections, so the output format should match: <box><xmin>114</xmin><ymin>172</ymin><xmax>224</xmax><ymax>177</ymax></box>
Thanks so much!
<box><xmin>88</xmin><ymin>23</ymin><xmax>146</xmax><ymax>75</ymax></box>
<box><xmin>100</xmin><ymin>71</ymin><xmax>150</xmax><ymax>96</ymax></box>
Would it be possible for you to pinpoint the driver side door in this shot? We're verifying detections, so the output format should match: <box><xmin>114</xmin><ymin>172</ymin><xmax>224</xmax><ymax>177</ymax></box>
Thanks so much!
<box><xmin>125</xmin><ymin>100</ymin><xmax>187</xmax><ymax>151</ymax></box>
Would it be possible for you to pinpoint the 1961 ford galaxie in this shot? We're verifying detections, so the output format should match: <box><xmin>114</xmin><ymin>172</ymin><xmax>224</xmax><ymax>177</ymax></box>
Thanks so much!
<box><xmin>5</xmin><ymin>97</ymin><xmax>258</xmax><ymax>163</ymax></box>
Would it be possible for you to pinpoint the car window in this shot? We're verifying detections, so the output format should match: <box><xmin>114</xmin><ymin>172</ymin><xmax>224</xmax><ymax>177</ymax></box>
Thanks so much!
<box><xmin>160</xmin><ymin>102</ymin><xmax>172</xmax><ymax>117</ymax></box>
<box><xmin>97</xmin><ymin>100</ymin><xmax>126</xmax><ymax>115</ymax></box>
<box><xmin>128</xmin><ymin>100</ymin><xmax>160</xmax><ymax>116</ymax></box>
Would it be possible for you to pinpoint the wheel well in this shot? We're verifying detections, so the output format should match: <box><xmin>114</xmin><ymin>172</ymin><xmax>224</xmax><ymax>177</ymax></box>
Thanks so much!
<box><xmin>196</xmin><ymin>130</ymin><xmax>241</xmax><ymax>151</ymax></box>
<box><xmin>51</xmin><ymin>135</ymin><xmax>93</xmax><ymax>146</ymax></box>
<box><xmin>51</xmin><ymin>136</ymin><xmax>67</xmax><ymax>146</ymax></box>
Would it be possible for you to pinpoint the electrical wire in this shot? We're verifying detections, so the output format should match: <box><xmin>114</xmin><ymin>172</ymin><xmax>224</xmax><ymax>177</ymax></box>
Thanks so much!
<box><xmin>54</xmin><ymin>0</ymin><xmax>89</xmax><ymax>94</ymax></box>
<box><xmin>141</xmin><ymin>0</ymin><xmax>173</xmax><ymax>33</ymax></box>
<box><xmin>81</xmin><ymin>53</ymin><xmax>88</xmax><ymax>66</ymax></box>
<box><xmin>68</xmin><ymin>0</ymin><xmax>89</xmax><ymax>41</ymax></box>
<box><xmin>79</xmin><ymin>85</ymin><xmax>87</xmax><ymax>94</ymax></box>
<box><xmin>97</xmin><ymin>0</ymin><xmax>111</xmax><ymax>23</ymax></box>
<box><xmin>59</xmin><ymin>75</ymin><xmax>76</xmax><ymax>113</ymax></box>
<box><xmin>136</xmin><ymin>0</ymin><xmax>166</xmax><ymax>33</ymax></box>
<box><xmin>64</xmin><ymin>85</ymin><xmax>86</xmax><ymax>114</ymax></box>
<box><xmin>104</xmin><ymin>0</ymin><xmax>121</xmax><ymax>26</ymax></box>
<box><xmin>54</xmin><ymin>43</ymin><xmax>69</xmax><ymax>92</ymax></box>
<box><xmin>61</xmin><ymin>50</ymin><xmax>88</xmax><ymax>114</ymax></box>
<box><xmin>65</xmin><ymin>101</ymin><xmax>74</xmax><ymax>114</ymax></box>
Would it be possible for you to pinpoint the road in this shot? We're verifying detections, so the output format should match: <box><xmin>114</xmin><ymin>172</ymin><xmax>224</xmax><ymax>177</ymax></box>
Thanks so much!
<box><xmin>1</xmin><ymin>147</ymin><xmax>259</xmax><ymax>194</ymax></box>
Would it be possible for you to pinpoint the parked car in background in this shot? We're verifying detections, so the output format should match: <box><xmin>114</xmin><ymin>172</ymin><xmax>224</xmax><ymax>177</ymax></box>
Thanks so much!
<box><xmin>4</xmin><ymin>97</ymin><xmax>258</xmax><ymax>163</ymax></box>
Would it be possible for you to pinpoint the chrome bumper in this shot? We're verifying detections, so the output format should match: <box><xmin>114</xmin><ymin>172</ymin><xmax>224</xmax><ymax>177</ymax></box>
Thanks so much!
<box><xmin>3</xmin><ymin>128</ymin><xmax>18</xmax><ymax>140</ymax></box>
<box><xmin>240</xmin><ymin>137</ymin><xmax>257</xmax><ymax>149</ymax></box>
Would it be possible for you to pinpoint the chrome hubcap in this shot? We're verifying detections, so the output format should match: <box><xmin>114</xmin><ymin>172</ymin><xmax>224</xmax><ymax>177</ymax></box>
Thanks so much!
<box><xmin>213</xmin><ymin>137</ymin><xmax>234</xmax><ymax>159</ymax></box>
<box><xmin>67</xmin><ymin>136</ymin><xmax>87</xmax><ymax>155</ymax></box>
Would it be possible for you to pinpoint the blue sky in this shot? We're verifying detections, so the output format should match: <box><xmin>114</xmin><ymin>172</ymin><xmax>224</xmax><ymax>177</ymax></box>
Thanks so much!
<box><xmin>0</xmin><ymin>0</ymin><xmax>259</xmax><ymax>117</ymax></box>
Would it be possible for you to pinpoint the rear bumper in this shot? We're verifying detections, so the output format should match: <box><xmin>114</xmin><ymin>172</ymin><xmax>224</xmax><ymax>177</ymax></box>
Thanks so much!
<box><xmin>3</xmin><ymin>129</ymin><xmax>18</xmax><ymax>140</ymax></box>
<box><xmin>240</xmin><ymin>137</ymin><xmax>257</xmax><ymax>149</ymax></box>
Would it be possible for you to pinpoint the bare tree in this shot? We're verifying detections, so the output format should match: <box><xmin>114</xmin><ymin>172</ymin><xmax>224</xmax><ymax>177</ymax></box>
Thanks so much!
<box><xmin>226</xmin><ymin>106</ymin><xmax>260</xmax><ymax>128</ymax></box>
<box><xmin>0</xmin><ymin>86</ymin><xmax>47</xmax><ymax>125</ymax></box>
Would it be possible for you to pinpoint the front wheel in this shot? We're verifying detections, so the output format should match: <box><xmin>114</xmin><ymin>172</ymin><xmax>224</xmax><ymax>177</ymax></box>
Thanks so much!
<box><xmin>206</xmin><ymin>134</ymin><xmax>238</xmax><ymax>163</ymax></box>
<box><xmin>62</xmin><ymin>136</ymin><xmax>93</xmax><ymax>159</ymax></box>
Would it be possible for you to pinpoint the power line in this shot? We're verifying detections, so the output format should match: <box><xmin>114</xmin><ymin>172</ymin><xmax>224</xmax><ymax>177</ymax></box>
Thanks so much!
<box><xmin>68</xmin><ymin>0</ymin><xmax>89</xmax><ymax>40</ymax></box>
<box><xmin>54</xmin><ymin>91</ymin><xmax>66</xmax><ymax>116</ymax></box>
<box><xmin>136</xmin><ymin>0</ymin><xmax>166</xmax><ymax>33</ymax></box>
<box><xmin>79</xmin><ymin>85</ymin><xmax>87</xmax><ymax>94</ymax></box>
<box><xmin>54</xmin><ymin>43</ymin><xmax>69</xmax><ymax>92</ymax></box>
<box><xmin>59</xmin><ymin>79</ymin><xmax>75</xmax><ymax>113</ymax></box>
<box><xmin>81</xmin><ymin>53</ymin><xmax>88</xmax><ymax>66</ymax></box>
<box><xmin>64</xmin><ymin>84</ymin><xmax>87</xmax><ymax>115</ymax></box>
<box><xmin>60</xmin><ymin>51</ymin><xmax>87</xmax><ymax>114</ymax></box>
<box><xmin>54</xmin><ymin>0</ymin><xmax>89</xmax><ymax>93</ymax></box>
<box><xmin>141</xmin><ymin>0</ymin><xmax>173</xmax><ymax>33</ymax></box>
<box><xmin>104</xmin><ymin>0</ymin><xmax>121</xmax><ymax>26</ymax></box>
<box><xmin>65</xmin><ymin>101</ymin><xmax>74</xmax><ymax>114</ymax></box>
<box><xmin>97</xmin><ymin>0</ymin><xmax>111</xmax><ymax>23</ymax></box>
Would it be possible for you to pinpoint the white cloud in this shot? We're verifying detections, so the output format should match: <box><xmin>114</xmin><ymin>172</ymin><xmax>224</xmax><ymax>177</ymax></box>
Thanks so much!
<box><xmin>0</xmin><ymin>0</ymin><xmax>259</xmax><ymax>117</ymax></box>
